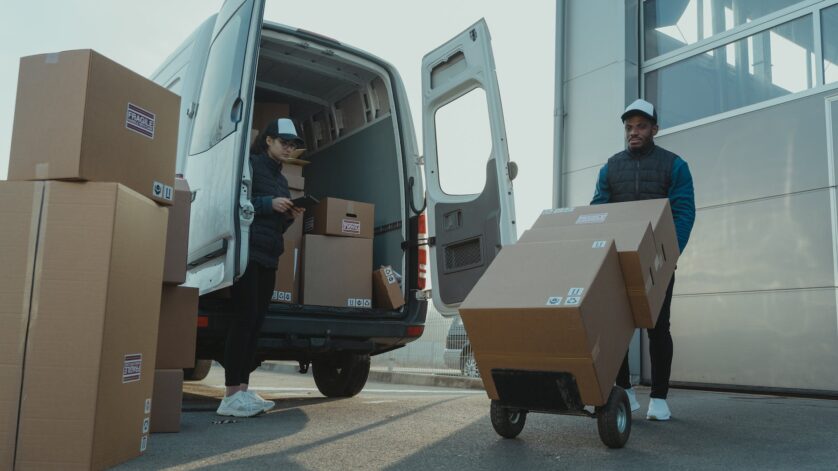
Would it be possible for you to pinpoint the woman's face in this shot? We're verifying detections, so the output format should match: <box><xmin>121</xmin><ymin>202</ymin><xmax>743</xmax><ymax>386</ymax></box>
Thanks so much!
<box><xmin>266</xmin><ymin>136</ymin><xmax>297</xmax><ymax>160</ymax></box>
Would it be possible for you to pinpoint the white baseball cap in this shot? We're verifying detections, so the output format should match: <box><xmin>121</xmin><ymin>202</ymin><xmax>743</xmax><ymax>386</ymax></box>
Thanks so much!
<box><xmin>621</xmin><ymin>99</ymin><xmax>657</xmax><ymax>123</ymax></box>
<box><xmin>267</xmin><ymin>118</ymin><xmax>305</xmax><ymax>147</ymax></box>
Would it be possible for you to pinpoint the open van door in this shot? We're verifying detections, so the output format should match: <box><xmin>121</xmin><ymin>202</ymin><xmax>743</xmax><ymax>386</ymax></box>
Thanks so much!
<box><xmin>183</xmin><ymin>0</ymin><xmax>266</xmax><ymax>294</ymax></box>
<box><xmin>421</xmin><ymin>19</ymin><xmax>517</xmax><ymax>316</ymax></box>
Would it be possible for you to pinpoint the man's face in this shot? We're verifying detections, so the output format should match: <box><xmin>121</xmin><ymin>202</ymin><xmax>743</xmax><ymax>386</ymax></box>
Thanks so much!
<box><xmin>624</xmin><ymin>115</ymin><xmax>658</xmax><ymax>152</ymax></box>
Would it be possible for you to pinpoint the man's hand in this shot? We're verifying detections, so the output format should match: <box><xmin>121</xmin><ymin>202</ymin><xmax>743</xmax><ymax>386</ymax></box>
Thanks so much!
<box><xmin>271</xmin><ymin>197</ymin><xmax>294</xmax><ymax>213</ymax></box>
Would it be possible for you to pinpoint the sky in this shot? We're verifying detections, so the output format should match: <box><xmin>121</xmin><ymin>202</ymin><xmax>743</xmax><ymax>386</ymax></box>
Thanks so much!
<box><xmin>0</xmin><ymin>0</ymin><xmax>557</xmax><ymax>232</ymax></box>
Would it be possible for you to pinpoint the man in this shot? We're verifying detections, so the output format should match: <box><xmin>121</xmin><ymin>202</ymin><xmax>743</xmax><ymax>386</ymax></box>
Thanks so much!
<box><xmin>591</xmin><ymin>99</ymin><xmax>695</xmax><ymax>421</ymax></box>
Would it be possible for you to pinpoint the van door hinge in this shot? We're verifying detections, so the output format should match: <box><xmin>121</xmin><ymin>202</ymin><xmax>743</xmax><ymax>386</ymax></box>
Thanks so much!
<box><xmin>401</xmin><ymin>237</ymin><xmax>435</xmax><ymax>250</ymax></box>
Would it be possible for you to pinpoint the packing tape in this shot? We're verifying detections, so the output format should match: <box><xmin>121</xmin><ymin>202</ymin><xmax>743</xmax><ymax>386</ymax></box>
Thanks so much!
<box><xmin>35</xmin><ymin>163</ymin><xmax>49</xmax><ymax>179</ymax></box>
<box><xmin>44</xmin><ymin>53</ymin><xmax>59</xmax><ymax>64</ymax></box>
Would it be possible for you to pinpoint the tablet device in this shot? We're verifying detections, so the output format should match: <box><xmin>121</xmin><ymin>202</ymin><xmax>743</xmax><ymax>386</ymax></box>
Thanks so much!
<box><xmin>291</xmin><ymin>194</ymin><xmax>320</xmax><ymax>210</ymax></box>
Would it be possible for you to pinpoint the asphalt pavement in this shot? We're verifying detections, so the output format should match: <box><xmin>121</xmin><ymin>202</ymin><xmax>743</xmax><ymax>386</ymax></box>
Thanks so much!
<box><xmin>114</xmin><ymin>365</ymin><xmax>838</xmax><ymax>470</ymax></box>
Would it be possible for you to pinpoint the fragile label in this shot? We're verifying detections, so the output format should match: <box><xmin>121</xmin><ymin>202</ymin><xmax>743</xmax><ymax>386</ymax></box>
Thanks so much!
<box><xmin>567</xmin><ymin>287</ymin><xmax>584</xmax><ymax>297</ymax></box>
<box><xmin>347</xmin><ymin>298</ymin><xmax>372</xmax><ymax>308</ymax></box>
<box><xmin>142</xmin><ymin>417</ymin><xmax>150</xmax><ymax>434</ymax></box>
<box><xmin>545</xmin><ymin>296</ymin><xmax>563</xmax><ymax>306</ymax></box>
<box><xmin>140</xmin><ymin>435</ymin><xmax>148</xmax><ymax>453</ymax></box>
<box><xmin>152</xmin><ymin>181</ymin><xmax>173</xmax><ymax>201</ymax></box>
<box><xmin>542</xmin><ymin>207</ymin><xmax>574</xmax><ymax>215</ymax></box>
<box><xmin>122</xmin><ymin>353</ymin><xmax>142</xmax><ymax>383</ymax></box>
<box><xmin>575</xmin><ymin>213</ymin><xmax>607</xmax><ymax>224</ymax></box>
<box><xmin>341</xmin><ymin>218</ymin><xmax>361</xmax><ymax>235</ymax></box>
<box><xmin>565</xmin><ymin>296</ymin><xmax>581</xmax><ymax>306</ymax></box>
<box><xmin>144</xmin><ymin>398</ymin><xmax>152</xmax><ymax>414</ymax></box>
<box><xmin>125</xmin><ymin>103</ymin><xmax>156</xmax><ymax>139</ymax></box>
<box><xmin>272</xmin><ymin>290</ymin><xmax>292</xmax><ymax>302</ymax></box>
<box><xmin>592</xmin><ymin>240</ymin><xmax>607</xmax><ymax>249</ymax></box>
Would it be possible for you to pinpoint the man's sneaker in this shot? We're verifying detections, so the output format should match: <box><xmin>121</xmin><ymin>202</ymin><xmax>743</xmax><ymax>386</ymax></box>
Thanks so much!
<box><xmin>646</xmin><ymin>398</ymin><xmax>671</xmax><ymax>421</ymax></box>
<box><xmin>245</xmin><ymin>390</ymin><xmax>275</xmax><ymax>413</ymax></box>
<box><xmin>625</xmin><ymin>387</ymin><xmax>641</xmax><ymax>412</ymax></box>
<box><xmin>216</xmin><ymin>391</ymin><xmax>264</xmax><ymax>417</ymax></box>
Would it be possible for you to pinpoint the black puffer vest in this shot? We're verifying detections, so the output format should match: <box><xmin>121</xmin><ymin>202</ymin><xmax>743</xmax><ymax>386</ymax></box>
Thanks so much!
<box><xmin>249</xmin><ymin>152</ymin><xmax>292</xmax><ymax>269</ymax></box>
<box><xmin>606</xmin><ymin>145</ymin><xmax>676</xmax><ymax>202</ymax></box>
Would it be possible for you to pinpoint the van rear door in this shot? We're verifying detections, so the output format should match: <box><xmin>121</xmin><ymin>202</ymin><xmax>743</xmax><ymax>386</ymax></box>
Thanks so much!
<box><xmin>421</xmin><ymin>19</ymin><xmax>517</xmax><ymax>316</ymax></box>
<box><xmin>184</xmin><ymin>0</ymin><xmax>266</xmax><ymax>294</ymax></box>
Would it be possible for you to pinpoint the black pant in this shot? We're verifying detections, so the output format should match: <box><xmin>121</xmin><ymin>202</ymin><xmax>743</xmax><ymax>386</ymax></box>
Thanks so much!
<box><xmin>616</xmin><ymin>275</ymin><xmax>675</xmax><ymax>399</ymax></box>
<box><xmin>224</xmin><ymin>262</ymin><xmax>276</xmax><ymax>387</ymax></box>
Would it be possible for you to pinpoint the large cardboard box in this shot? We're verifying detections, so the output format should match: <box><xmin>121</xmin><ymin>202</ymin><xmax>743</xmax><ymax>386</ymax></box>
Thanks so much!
<box><xmin>156</xmin><ymin>286</ymin><xmax>198</xmax><ymax>370</ymax></box>
<box><xmin>373</xmin><ymin>266</ymin><xmax>405</xmax><ymax>310</ymax></box>
<box><xmin>0</xmin><ymin>181</ymin><xmax>167</xmax><ymax>470</ymax></box>
<box><xmin>163</xmin><ymin>178</ymin><xmax>191</xmax><ymax>284</ymax></box>
<box><xmin>252</xmin><ymin>102</ymin><xmax>290</xmax><ymax>134</ymax></box>
<box><xmin>302</xmin><ymin>235</ymin><xmax>373</xmax><ymax>307</ymax></box>
<box><xmin>304</xmin><ymin>197</ymin><xmax>374</xmax><ymax>239</ymax></box>
<box><xmin>272</xmin><ymin>239</ymin><xmax>301</xmax><ymax>304</ymax></box>
<box><xmin>282</xmin><ymin>161</ymin><xmax>305</xmax><ymax>190</ymax></box>
<box><xmin>0</xmin><ymin>182</ymin><xmax>44</xmax><ymax>471</ymax></box>
<box><xmin>459</xmin><ymin>239</ymin><xmax>635</xmax><ymax>406</ymax></box>
<box><xmin>519</xmin><ymin>222</ymin><xmax>662</xmax><ymax>327</ymax></box>
<box><xmin>150</xmin><ymin>369</ymin><xmax>183</xmax><ymax>433</ymax></box>
<box><xmin>8</xmin><ymin>49</ymin><xmax>180</xmax><ymax>206</ymax></box>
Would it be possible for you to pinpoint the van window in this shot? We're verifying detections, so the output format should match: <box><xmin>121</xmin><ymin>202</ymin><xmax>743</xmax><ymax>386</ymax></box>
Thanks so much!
<box><xmin>434</xmin><ymin>88</ymin><xmax>491</xmax><ymax>195</ymax></box>
<box><xmin>189</xmin><ymin>2</ymin><xmax>253</xmax><ymax>155</ymax></box>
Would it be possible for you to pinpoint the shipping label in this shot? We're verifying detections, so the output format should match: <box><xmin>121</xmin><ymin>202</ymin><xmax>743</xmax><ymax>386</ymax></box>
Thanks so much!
<box><xmin>122</xmin><ymin>353</ymin><xmax>142</xmax><ymax>383</ymax></box>
<box><xmin>125</xmin><ymin>103</ymin><xmax>156</xmax><ymax>139</ymax></box>
<box><xmin>545</xmin><ymin>296</ymin><xmax>563</xmax><ymax>306</ymax></box>
<box><xmin>341</xmin><ymin>218</ymin><xmax>361</xmax><ymax>235</ymax></box>
<box><xmin>384</xmin><ymin>267</ymin><xmax>397</xmax><ymax>285</ymax></box>
<box><xmin>152</xmin><ymin>181</ymin><xmax>174</xmax><ymax>201</ymax></box>
<box><xmin>592</xmin><ymin>240</ymin><xmax>607</xmax><ymax>249</ymax></box>
<box><xmin>272</xmin><ymin>290</ymin><xmax>292</xmax><ymax>302</ymax></box>
<box><xmin>575</xmin><ymin>213</ymin><xmax>607</xmax><ymax>224</ymax></box>
<box><xmin>347</xmin><ymin>298</ymin><xmax>372</xmax><ymax>308</ymax></box>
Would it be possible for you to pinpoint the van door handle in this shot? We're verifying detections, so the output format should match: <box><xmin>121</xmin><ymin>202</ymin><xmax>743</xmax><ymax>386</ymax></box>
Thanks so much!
<box><xmin>231</xmin><ymin>98</ymin><xmax>244</xmax><ymax>123</ymax></box>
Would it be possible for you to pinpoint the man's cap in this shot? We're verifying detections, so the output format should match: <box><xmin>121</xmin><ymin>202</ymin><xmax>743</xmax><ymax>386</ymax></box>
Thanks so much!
<box><xmin>621</xmin><ymin>99</ymin><xmax>657</xmax><ymax>123</ymax></box>
<box><xmin>265</xmin><ymin>118</ymin><xmax>305</xmax><ymax>147</ymax></box>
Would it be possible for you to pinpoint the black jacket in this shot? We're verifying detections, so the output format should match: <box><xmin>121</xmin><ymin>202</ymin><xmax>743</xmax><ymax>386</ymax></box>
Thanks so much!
<box><xmin>248</xmin><ymin>152</ymin><xmax>293</xmax><ymax>269</ymax></box>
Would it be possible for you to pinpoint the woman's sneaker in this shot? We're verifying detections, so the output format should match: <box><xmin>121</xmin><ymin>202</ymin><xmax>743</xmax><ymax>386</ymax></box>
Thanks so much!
<box><xmin>646</xmin><ymin>398</ymin><xmax>671</xmax><ymax>421</ymax></box>
<box><xmin>216</xmin><ymin>391</ymin><xmax>264</xmax><ymax>417</ymax></box>
<box><xmin>625</xmin><ymin>387</ymin><xmax>641</xmax><ymax>412</ymax></box>
<box><xmin>245</xmin><ymin>390</ymin><xmax>276</xmax><ymax>413</ymax></box>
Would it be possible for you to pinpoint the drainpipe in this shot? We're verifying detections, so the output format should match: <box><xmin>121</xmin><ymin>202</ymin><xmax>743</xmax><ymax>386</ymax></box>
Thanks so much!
<box><xmin>552</xmin><ymin>0</ymin><xmax>566</xmax><ymax>209</ymax></box>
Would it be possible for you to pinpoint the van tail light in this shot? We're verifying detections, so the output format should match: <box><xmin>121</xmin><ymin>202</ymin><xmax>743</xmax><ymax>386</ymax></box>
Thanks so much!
<box><xmin>197</xmin><ymin>316</ymin><xmax>209</xmax><ymax>328</ymax></box>
<box><xmin>406</xmin><ymin>325</ymin><xmax>424</xmax><ymax>338</ymax></box>
<box><xmin>417</xmin><ymin>212</ymin><xmax>428</xmax><ymax>291</ymax></box>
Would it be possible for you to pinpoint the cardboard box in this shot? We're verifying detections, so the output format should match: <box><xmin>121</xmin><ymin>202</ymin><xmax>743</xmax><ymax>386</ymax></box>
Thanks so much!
<box><xmin>302</xmin><ymin>235</ymin><xmax>373</xmax><ymax>307</ymax></box>
<box><xmin>519</xmin><ymin>222</ymin><xmax>662</xmax><ymax>327</ymax></box>
<box><xmin>272</xmin><ymin>239</ymin><xmax>301</xmax><ymax>304</ymax></box>
<box><xmin>0</xmin><ymin>182</ymin><xmax>44</xmax><ymax>471</ymax></box>
<box><xmin>150</xmin><ymin>369</ymin><xmax>183</xmax><ymax>433</ymax></box>
<box><xmin>458</xmin><ymin>239</ymin><xmax>635</xmax><ymax>406</ymax></box>
<box><xmin>163</xmin><ymin>178</ymin><xmax>191</xmax><ymax>284</ymax></box>
<box><xmin>252</xmin><ymin>102</ymin><xmax>290</xmax><ymax>134</ymax></box>
<box><xmin>156</xmin><ymin>286</ymin><xmax>198</xmax><ymax>369</ymax></box>
<box><xmin>531</xmin><ymin>199</ymin><xmax>680</xmax><ymax>327</ymax></box>
<box><xmin>304</xmin><ymin>197</ymin><xmax>374</xmax><ymax>239</ymax></box>
<box><xmin>1</xmin><ymin>181</ymin><xmax>167</xmax><ymax>470</ymax></box>
<box><xmin>8</xmin><ymin>50</ymin><xmax>179</xmax><ymax>206</ymax></box>
<box><xmin>373</xmin><ymin>266</ymin><xmax>405</xmax><ymax>310</ymax></box>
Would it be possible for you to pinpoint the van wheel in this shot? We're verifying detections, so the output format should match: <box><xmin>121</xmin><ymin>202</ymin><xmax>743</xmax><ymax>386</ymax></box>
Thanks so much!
<box><xmin>312</xmin><ymin>353</ymin><xmax>370</xmax><ymax>397</ymax></box>
<box><xmin>183</xmin><ymin>359</ymin><xmax>213</xmax><ymax>381</ymax></box>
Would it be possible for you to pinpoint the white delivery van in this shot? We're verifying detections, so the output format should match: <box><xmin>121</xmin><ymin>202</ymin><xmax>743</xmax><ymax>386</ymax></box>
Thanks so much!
<box><xmin>151</xmin><ymin>0</ymin><xmax>516</xmax><ymax>396</ymax></box>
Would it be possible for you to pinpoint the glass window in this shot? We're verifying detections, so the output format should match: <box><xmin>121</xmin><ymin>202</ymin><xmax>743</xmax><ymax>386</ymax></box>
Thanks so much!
<box><xmin>646</xmin><ymin>15</ymin><xmax>814</xmax><ymax>128</ymax></box>
<box><xmin>823</xmin><ymin>4</ymin><xmax>838</xmax><ymax>84</ymax></box>
<box><xmin>644</xmin><ymin>0</ymin><xmax>801</xmax><ymax>60</ymax></box>
<box><xmin>189</xmin><ymin>2</ymin><xmax>253</xmax><ymax>155</ymax></box>
<box><xmin>434</xmin><ymin>88</ymin><xmax>491</xmax><ymax>196</ymax></box>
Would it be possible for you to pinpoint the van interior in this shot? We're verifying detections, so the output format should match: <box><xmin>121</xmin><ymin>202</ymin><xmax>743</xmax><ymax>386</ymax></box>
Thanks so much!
<box><xmin>251</xmin><ymin>28</ymin><xmax>408</xmax><ymax>310</ymax></box>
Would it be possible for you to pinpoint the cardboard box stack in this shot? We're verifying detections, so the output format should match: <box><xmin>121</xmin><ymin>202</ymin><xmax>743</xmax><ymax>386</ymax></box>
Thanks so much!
<box><xmin>1</xmin><ymin>49</ymin><xmax>179</xmax><ymax>469</ymax></box>
<box><xmin>459</xmin><ymin>199</ymin><xmax>680</xmax><ymax>408</ymax></box>
<box><xmin>271</xmin><ymin>158</ymin><xmax>305</xmax><ymax>305</ymax></box>
<box><xmin>302</xmin><ymin>197</ymin><xmax>375</xmax><ymax>307</ymax></box>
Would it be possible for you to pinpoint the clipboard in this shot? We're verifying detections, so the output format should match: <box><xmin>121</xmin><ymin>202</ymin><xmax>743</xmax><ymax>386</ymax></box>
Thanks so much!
<box><xmin>291</xmin><ymin>194</ymin><xmax>320</xmax><ymax>211</ymax></box>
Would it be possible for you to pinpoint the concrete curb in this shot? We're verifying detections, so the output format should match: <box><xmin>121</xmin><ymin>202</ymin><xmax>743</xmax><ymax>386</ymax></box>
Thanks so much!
<box><xmin>259</xmin><ymin>362</ymin><xmax>485</xmax><ymax>391</ymax></box>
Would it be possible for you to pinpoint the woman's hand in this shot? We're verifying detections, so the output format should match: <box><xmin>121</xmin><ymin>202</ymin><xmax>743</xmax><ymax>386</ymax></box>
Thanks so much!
<box><xmin>271</xmin><ymin>197</ymin><xmax>294</xmax><ymax>213</ymax></box>
<box><xmin>289</xmin><ymin>206</ymin><xmax>306</xmax><ymax>218</ymax></box>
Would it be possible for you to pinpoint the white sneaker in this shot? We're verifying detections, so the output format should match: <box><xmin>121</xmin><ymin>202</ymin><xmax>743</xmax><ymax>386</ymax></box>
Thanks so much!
<box><xmin>646</xmin><ymin>398</ymin><xmax>671</xmax><ymax>421</ymax></box>
<box><xmin>245</xmin><ymin>390</ymin><xmax>275</xmax><ymax>413</ymax></box>
<box><xmin>625</xmin><ymin>387</ymin><xmax>641</xmax><ymax>412</ymax></box>
<box><xmin>216</xmin><ymin>391</ymin><xmax>264</xmax><ymax>417</ymax></box>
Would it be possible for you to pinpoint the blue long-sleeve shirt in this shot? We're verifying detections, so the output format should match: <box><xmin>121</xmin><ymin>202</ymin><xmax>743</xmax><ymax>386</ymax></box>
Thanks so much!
<box><xmin>591</xmin><ymin>156</ymin><xmax>695</xmax><ymax>253</ymax></box>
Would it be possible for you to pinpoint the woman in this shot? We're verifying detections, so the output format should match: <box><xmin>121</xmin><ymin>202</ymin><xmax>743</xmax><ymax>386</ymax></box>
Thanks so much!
<box><xmin>216</xmin><ymin>118</ymin><xmax>305</xmax><ymax>417</ymax></box>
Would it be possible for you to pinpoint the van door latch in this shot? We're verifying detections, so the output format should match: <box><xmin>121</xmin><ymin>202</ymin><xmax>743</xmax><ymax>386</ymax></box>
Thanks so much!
<box><xmin>401</xmin><ymin>237</ymin><xmax>435</xmax><ymax>250</ymax></box>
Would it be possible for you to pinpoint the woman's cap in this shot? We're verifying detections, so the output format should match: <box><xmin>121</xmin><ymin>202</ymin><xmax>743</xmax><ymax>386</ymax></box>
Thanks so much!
<box><xmin>266</xmin><ymin>118</ymin><xmax>305</xmax><ymax>147</ymax></box>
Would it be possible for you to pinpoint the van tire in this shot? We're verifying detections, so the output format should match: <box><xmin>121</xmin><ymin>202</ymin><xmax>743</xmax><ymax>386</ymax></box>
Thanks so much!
<box><xmin>183</xmin><ymin>359</ymin><xmax>213</xmax><ymax>381</ymax></box>
<box><xmin>312</xmin><ymin>353</ymin><xmax>371</xmax><ymax>397</ymax></box>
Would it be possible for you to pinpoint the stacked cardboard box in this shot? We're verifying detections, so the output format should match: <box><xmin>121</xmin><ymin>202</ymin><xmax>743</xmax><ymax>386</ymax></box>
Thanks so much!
<box><xmin>1</xmin><ymin>49</ymin><xmax>179</xmax><ymax>469</ymax></box>
<box><xmin>302</xmin><ymin>197</ymin><xmax>375</xmax><ymax>307</ymax></box>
